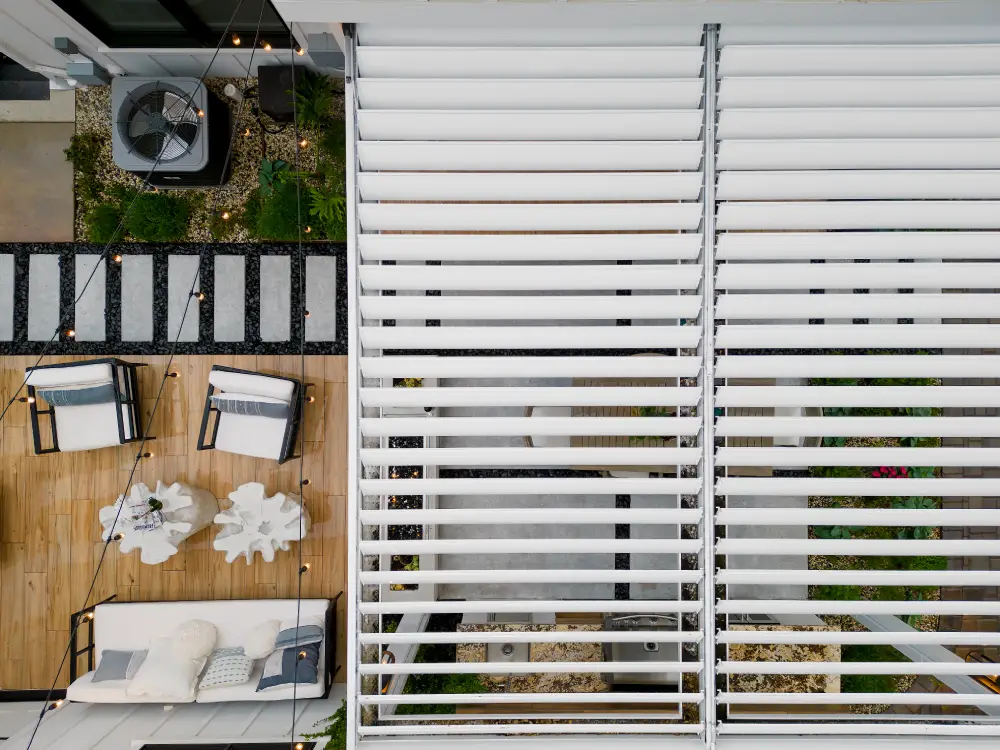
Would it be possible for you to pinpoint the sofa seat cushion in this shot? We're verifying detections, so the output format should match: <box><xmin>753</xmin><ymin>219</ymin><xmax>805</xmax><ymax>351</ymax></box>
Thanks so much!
<box><xmin>195</xmin><ymin>661</ymin><xmax>325</xmax><ymax>703</ymax></box>
<box><xmin>214</xmin><ymin>411</ymin><xmax>288</xmax><ymax>460</ymax></box>
<box><xmin>67</xmin><ymin>671</ymin><xmax>195</xmax><ymax>704</ymax></box>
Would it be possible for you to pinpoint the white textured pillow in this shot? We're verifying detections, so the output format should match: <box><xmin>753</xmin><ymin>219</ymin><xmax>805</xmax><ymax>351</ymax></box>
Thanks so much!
<box><xmin>171</xmin><ymin>619</ymin><xmax>218</xmax><ymax>660</ymax></box>
<box><xmin>244</xmin><ymin>619</ymin><xmax>281</xmax><ymax>660</ymax></box>
<box><xmin>198</xmin><ymin>647</ymin><xmax>254</xmax><ymax>690</ymax></box>
<box><xmin>126</xmin><ymin>638</ymin><xmax>205</xmax><ymax>701</ymax></box>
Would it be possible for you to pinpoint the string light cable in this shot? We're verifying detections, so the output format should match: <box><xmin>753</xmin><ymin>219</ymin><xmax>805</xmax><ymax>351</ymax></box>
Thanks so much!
<box><xmin>289</xmin><ymin>19</ymin><xmax>311</xmax><ymax>748</ymax></box>
<box><xmin>0</xmin><ymin>0</ymin><xmax>250</xmax><ymax>428</ymax></box>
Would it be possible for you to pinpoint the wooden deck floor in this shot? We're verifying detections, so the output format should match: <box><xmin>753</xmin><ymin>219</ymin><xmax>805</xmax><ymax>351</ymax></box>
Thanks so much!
<box><xmin>0</xmin><ymin>355</ymin><xmax>347</xmax><ymax>690</ymax></box>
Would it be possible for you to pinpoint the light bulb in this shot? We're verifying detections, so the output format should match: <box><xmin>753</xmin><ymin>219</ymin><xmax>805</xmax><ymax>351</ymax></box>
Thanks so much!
<box><xmin>194</xmin><ymin>291</ymin><xmax>206</xmax><ymax>301</ymax></box>
<box><xmin>295</xmin><ymin>47</ymin><xmax>304</xmax><ymax>57</ymax></box>
<box><xmin>221</xmin><ymin>211</ymin><xmax>231</xmax><ymax>220</ymax></box>
<box><xmin>168</xmin><ymin>371</ymin><xmax>179</xmax><ymax>378</ymax></box>
<box><xmin>298</xmin><ymin>137</ymin><xmax>308</xmax><ymax>148</ymax></box>
<box><xmin>113</xmin><ymin>254</ymin><xmax>123</xmax><ymax>263</ymax></box>
<box><xmin>86</xmin><ymin>612</ymin><xmax>94</xmax><ymax>620</ymax></box>
<box><xmin>196</xmin><ymin>109</ymin><xmax>204</xmax><ymax>118</ymax></box>
<box><xmin>232</xmin><ymin>34</ymin><xmax>241</xmax><ymax>46</ymax></box>
<box><xmin>262</xmin><ymin>42</ymin><xmax>272</xmax><ymax>52</ymax></box>
<box><xmin>304</xmin><ymin>310</ymin><xmax>311</xmax><ymax>318</ymax></box>
<box><xmin>243</xmin><ymin>127</ymin><xmax>251</xmax><ymax>137</ymax></box>
<box><xmin>306</xmin><ymin>396</ymin><xmax>315</xmax><ymax>403</ymax></box>
<box><xmin>301</xmin><ymin>479</ymin><xmax>310</xmax><ymax>486</ymax></box>
<box><xmin>300</xmin><ymin>563</ymin><xmax>311</xmax><ymax>573</ymax></box>
<box><xmin>66</xmin><ymin>329</ymin><xmax>75</xmax><ymax>338</ymax></box>
<box><xmin>304</xmin><ymin>226</ymin><xmax>312</xmax><ymax>234</ymax></box>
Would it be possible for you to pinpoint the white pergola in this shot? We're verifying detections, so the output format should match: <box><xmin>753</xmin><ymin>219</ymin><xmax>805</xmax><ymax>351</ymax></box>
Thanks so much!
<box><xmin>344</xmin><ymin>18</ymin><xmax>1000</xmax><ymax>749</ymax></box>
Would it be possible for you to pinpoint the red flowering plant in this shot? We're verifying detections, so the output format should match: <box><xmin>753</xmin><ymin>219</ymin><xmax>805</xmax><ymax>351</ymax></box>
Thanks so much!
<box><xmin>871</xmin><ymin>466</ymin><xmax>909</xmax><ymax>478</ymax></box>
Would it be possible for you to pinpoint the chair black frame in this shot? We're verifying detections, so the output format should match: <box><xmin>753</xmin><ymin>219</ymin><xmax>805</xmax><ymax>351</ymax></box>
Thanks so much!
<box><xmin>26</xmin><ymin>358</ymin><xmax>147</xmax><ymax>455</ymax></box>
<box><xmin>196</xmin><ymin>365</ymin><xmax>303</xmax><ymax>465</ymax></box>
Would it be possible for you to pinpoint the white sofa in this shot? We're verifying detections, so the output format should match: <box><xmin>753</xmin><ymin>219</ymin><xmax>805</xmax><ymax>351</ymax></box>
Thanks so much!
<box><xmin>66</xmin><ymin>598</ymin><xmax>333</xmax><ymax>704</ymax></box>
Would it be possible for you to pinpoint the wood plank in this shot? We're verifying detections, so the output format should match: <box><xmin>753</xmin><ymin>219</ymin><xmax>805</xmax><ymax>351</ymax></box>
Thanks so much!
<box><xmin>46</xmin><ymin>514</ymin><xmax>71</xmax><ymax>630</ymax></box>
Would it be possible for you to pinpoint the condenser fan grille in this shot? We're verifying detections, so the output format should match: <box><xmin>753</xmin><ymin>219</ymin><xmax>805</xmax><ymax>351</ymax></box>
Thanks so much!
<box><xmin>121</xmin><ymin>85</ymin><xmax>201</xmax><ymax>163</ymax></box>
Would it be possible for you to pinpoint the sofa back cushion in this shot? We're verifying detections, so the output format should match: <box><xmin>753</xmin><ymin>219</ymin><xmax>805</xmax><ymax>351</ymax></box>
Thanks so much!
<box><xmin>93</xmin><ymin>599</ymin><xmax>329</xmax><ymax>664</ymax></box>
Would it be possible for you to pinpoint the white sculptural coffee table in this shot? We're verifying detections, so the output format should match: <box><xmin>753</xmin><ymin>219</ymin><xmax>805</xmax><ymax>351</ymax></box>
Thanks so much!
<box><xmin>100</xmin><ymin>481</ymin><xmax>218</xmax><ymax>565</ymax></box>
<box><xmin>214</xmin><ymin>482</ymin><xmax>311</xmax><ymax>564</ymax></box>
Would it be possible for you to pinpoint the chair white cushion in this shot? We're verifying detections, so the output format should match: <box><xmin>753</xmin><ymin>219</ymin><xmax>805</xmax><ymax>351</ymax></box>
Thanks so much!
<box><xmin>54</xmin><ymin>402</ymin><xmax>131</xmax><ymax>452</ymax></box>
<box><xmin>214</xmin><ymin>411</ymin><xmax>288</xmax><ymax>460</ymax></box>
<box><xmin>25</xmin><ymin>362</ymin><xmax>114</xmax><ymax>389</ymax></box>
<box><xmin>125</xmin><ymin>638</ymin><xmax>206</xmax><ymax>702</ymax></box>
<box><xmin>209</xmin><ymin>370</ymin><xmax>295</xmax><ymax>402</ymax></box>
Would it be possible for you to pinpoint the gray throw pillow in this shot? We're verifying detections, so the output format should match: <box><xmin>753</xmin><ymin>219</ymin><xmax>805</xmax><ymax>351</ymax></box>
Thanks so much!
<box><xmin>93</xmin><ymin>649</ymin><xmax>147</xmax><ymax>682</ymax></box>
<box><xmin>274</xmin><ymin>624</ymin><xmax>324</xmax><ymax>650</ymax></box>
<box><xmin>211</xmin><ymin>395</ymin><xmax>290</xmax><ymax>419</ymax></box>
<box><xmin>37</xmin><ymin>383</ymin><xmax>116</xmax><ymax>407</ymax></box>
<box><xmin>256</xmin><ymin>642</ymin><xmax>320</xmax><ymax>691</ymax></box>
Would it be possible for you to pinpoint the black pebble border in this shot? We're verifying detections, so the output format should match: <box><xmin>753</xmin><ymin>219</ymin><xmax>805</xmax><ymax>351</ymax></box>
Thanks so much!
<box><xmin>0</xmin><ymin>242</ymin><xmax>346</xmax><ymax>356</ymax></box>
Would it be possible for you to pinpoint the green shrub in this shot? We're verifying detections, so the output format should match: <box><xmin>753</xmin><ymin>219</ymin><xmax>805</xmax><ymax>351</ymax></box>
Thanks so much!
<box><xmin>294</xmin><ymin>69</ymin><xmax>336</xmax><ymax>130</ymax></box>
<box><xmin>906</xmin><ymin>555</ymin><xmax>948</xmax><ymax>571</ymax></box>
<box><xmin>64</xmin><ymin>133</ymin><xmax>103</xmax><ymax>173</ymax></box>
<box><xmin>319</xmin><ymin>122</ymin><xmax>346</xmax><ymax>161</ymax></box>
<box><xmin>308</xmin><ymin>184</ymin><xmax>347</xmax><ymax>240</ymax></box>
<box><xmin>84</xmin><ymin>203</ymin><xmax>124</xmax><ymax>243</ymax></box>
<box><xmin>304</xmin><ymin>698</ymin><xmax>346</xmax><ymax>750</ymax></box>
<box><xmin>125</xmin><ymin>192</ymin><xmax>189</xmax><ymax>241</ymax></box>
<box><xmin>814</xmin><ymin>585</ymin><xmax>862</xmax><ymax>601</ymax></box>
<box><xmin>256</xmin><ymin>181</ymin><xmax>307</xmax><ymax>241</ymax></box>
<box><xmin>841</xmin><ymin>644</ymin><xmax>908</xmax><ymax>693</ymax></box>
<box><xmin>65</xmin><ymin>133</ymin><xmax>106</xmax><ymax>204</ymax></box>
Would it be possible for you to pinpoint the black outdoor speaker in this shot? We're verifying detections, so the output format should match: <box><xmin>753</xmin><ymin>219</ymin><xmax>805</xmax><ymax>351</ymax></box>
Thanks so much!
<box><xmin>257</xmin><ymin>64</ymin><xmax>301</xmax><ymax>123</ymax></box>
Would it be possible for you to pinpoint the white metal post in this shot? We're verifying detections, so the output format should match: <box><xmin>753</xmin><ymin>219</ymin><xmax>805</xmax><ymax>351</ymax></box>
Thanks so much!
<box><xmin>701</xmin><ymin>22</ymin><xmax>719</xmax><ymax>750</ymax></box>
<box><xmin>344</xmin><ymin>22</ymin><xmax>361</xmax><ymax>750</ymax></box>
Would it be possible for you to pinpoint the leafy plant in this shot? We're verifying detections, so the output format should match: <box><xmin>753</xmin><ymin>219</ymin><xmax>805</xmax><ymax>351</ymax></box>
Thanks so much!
<box><xmin>256</xmin><ymin>181</ymin><xmax>307</xmax><ymax>241</ymax></box>
<box><xmin>892</xmin><ymin>497</ymin><xmax>936</xmax><ymax>511</ymax></box>
<box><xmin>125</xmin><ymin>192</ymin><xmax>190</xmax><ymax>241</ymax></box>
<box><xmin>258</xmin><ymin>158</ymin><xmax>288</xmax><ymax>197</ymax></box>
<box><xmin>64</xmin><ymin>133</ymin><xmax>103</xmax><ymax>173</ymax></box>
<box><xmin>841</xmin><ymin>644</ymin><xmax>909</xmax><ymax>693</ymax></box>
<box><xmin>908</xmin><ymin>466</ymin><xmax>936</xmax><ymax>479</ymax></box>
<box><xmin>308</xmin><ymin>185</ymin><xmax>347</xmax><ymax>240</ymax></box>
<box><xmin>897</xmin><ymin>525</ymin><xmax>933</xmax><ymax>541</ymax></box>
<box><xmin>814</xmin><ymin>585</ymin><xmax>862</xmax><ymax>600</ymax></box>
<box><xmin>404</xmin><ymin>556</ymin><xmax>419</xmax><ymax>572</ymax></box>
<box><xmin>394</xmin><ymin>378</ymin><xmax>423</xmax><ymax>388</ymax></box>
<box><xmin>822</xmin><ymin>435</ymin><xmax>848</xmax><ymax>447</ymax></box>
<box><xmin>904</xmin><ymin>591</ymin><xmax>926</xmax><ymax>628</ymax></box>
<box><xmin>294</xmin><ymin>70</ymin><xmax>336</xmax><ymax>130</ymax></box>
<box><xmin>84</xmin><ymin>203</ymin><xmax>123</xmax><ymax>243</ymax></box>
<box><xmin>319</xmin><ymin>121</ymin><xmax>346</xmax><ymax>161</ymax></box>
<box><xmin>65</xmin><ymin>133</ymin><xmax>104</xmax><ymax>202</ymax></box>
<box><xmin>304</xmin><ymin>698</ymin><xmax>346</xmax><ymax>750</ymax></box>
<box><xmin>815</xmin><ymin>525</ymin><xmax>864</xmax><ymax>540</ymax></box>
